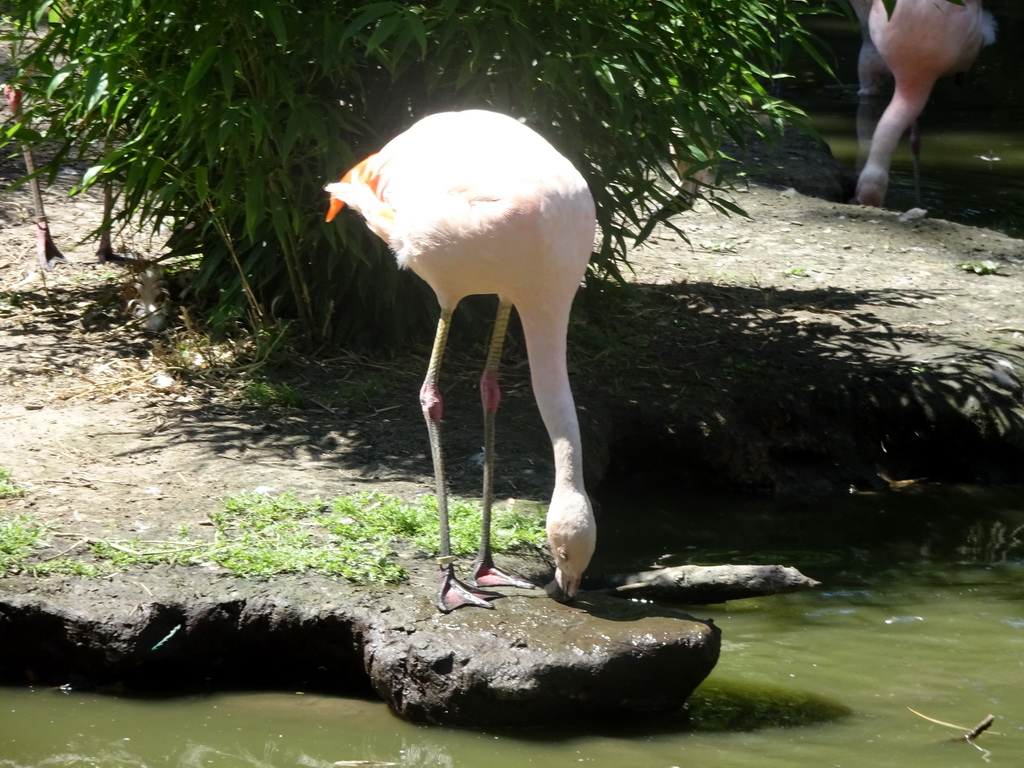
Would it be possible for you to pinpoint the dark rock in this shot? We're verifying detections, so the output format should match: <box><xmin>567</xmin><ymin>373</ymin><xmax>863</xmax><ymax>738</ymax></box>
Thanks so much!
<box><xmin>0</xmin><ymin>567</ymin><xmax>719</xmax><ymax>728</ymax></box>
<box><xmin>721</xmin><ymin>125</ymin><xmax>854</xmax><ymax>202</ymax></box>
<box><xmin>362</xmin><ymin>590</ymin><xmax>719</xmax><ymax>726</ymax></box>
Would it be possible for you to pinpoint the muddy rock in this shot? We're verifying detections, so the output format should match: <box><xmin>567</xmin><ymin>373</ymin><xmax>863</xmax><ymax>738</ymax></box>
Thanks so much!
<box><xmin>0</xmin><ymin>568</ymin><xmax>719</xmax><ymax>727</ymax></box>
<box><xmin>362</xmin><ymin>590</ymin><xmax>719</xmax><ymax>726</ymax></box>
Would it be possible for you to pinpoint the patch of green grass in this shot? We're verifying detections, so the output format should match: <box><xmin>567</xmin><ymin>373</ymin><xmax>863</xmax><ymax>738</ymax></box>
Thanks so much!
<box><xmin>0</xmin><ymin>514</ymin><xmax>44</xmax><ymax>576</ymax></box>
<box><xmin>209</xmin><ymin>491</ymin><xmax>375</xmax><ymax>580</ymax></box>
<box><xmin>324</xmin><ymin>492</ymin><xmax>546</xmax><ymax>559</ymax></box>
<box><xmin>28</xmin><ymin>559</ymin><xmax>104</xmax><ymax>577</ymax></box>
<box><xmin>88</xmin><ymin>538</ymin><xmax>207</xmax><ymax>569</ymax></box>
<box><xmin>0</xmin><ymin>492</ymin><xmax>546</xmax><ymax>585</ymax></box>
<box><xmin>212</xmin><ymin>491</ymin><xmax>545</xmax><ymax>583</ymax></box>
<box><xmin>0</xmin><ymin>513</ymin><xmax>98</xmax><ymax>577</ymax></box>
<box><xmin>957</xmin><ymin>260</ymin><xmax>1001</xmax><ymax>276</ymax></box>
<box><xmin>240</xmin><ymin>379</ymin><xmax>306</xmax><ymax>408</ymax></box>
<box><xmin>0</xmin><ymin>467</ymin><xmax>26</xmax><ymax>498</ymax></box>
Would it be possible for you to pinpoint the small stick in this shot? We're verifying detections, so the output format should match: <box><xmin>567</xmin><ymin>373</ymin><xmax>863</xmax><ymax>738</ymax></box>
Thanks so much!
<box><xmin>963</xmin><ymin>714</ymin><xmax>995</xmax><ymax>742</ymax></box>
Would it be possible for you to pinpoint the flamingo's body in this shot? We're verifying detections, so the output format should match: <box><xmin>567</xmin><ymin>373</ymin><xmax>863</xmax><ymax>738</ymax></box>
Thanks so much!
<box><xmin>854</xmin><ymin>0</ymin><xmax>995</xmax><ymax>207</ymax></box>
<box><xmin>326</xmin><ymin>110</ymin><xmax>596</xmax><ymax>612</ymax></box>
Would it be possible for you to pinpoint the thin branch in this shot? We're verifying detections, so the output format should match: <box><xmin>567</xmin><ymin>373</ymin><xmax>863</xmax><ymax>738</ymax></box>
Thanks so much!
<box><xmin>907</xmin><ymin>707</ymin><xmax>968</xmax><ymax>731</ymax></box>
<box><xmin>907</xmin><ymin>708</ymin><xmax>1000</xmax><ymax>740</ymax></box>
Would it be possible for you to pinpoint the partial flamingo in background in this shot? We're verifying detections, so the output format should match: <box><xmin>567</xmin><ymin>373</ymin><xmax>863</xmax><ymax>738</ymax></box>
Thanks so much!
<box><xmin>854</xmin><ymin>0</ymin><xmax>996</xmax><ymax>207</ymax></box>
<box><xmin>4</xmin><ymin>85</ymin><xmax>121</xmax><ymax>266</ymax></box>
<box><xmin>4</xmin><ymin>85</ymin><xmax>67</xmax><ymax>270</ymax></box>
<box><xmin>326</xmin><ymin>110</ymin><xmax>597</xmax><ymax>612</ymax></box>
<box><xmin>851</xmin><ymin>0</ymin><xmax>889</xmax><ymax>97</ymax></box>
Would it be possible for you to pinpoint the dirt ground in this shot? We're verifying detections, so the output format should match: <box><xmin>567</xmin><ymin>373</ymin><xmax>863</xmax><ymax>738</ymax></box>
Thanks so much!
<box><xmin>2</xmin><ymin>133</ymin><xmax>1024</xmax><ymax>560</ymax></box>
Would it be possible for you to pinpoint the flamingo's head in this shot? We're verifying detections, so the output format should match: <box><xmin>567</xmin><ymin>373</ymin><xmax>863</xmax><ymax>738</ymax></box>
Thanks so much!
<box><xmin>545</xmin><ymin>488</ymin><xmax>596</xmax><ymax>603</ymax></box>
<box><xmin>325</xmin><ymin>153</ymin><xmax>389</xmax><ymax>222</ymax></box>
<box><xmin>324</xmin><ymin>153</ymin><xmax>397</xmax><ymax>243</ymax></box>
<box><xmin>854</xmin><ymin>166</ymin><xmax>888</xmax><ymax>208</ymax></box>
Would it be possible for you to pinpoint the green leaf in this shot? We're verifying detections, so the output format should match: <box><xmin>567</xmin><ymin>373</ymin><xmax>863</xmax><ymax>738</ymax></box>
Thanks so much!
<box><xmin>184</xmin><ymin>45</ymin><xmax>219</xmax><ymax>93</ymax></box>
<box><xmin>45</xmin><ymin>65</ymin><xmax>74</xmax><ymax>99</ymax></box>
<box><xmin>81</xmin><ymin>164</ymin><xmax>106</xmax><ymax>188</ymax></box>
<box><xmin>257</xmin><ymin>1</ymin><xmax>288</xmax><ymax>47</ymax></box>
<box><xmin>194</xmin><ymin>165</ymin><xmax>209</xmax><ymax>201</ymax></box>
<box><xmin>341</xmin><ymin>3</ymin><xmax>396</xmax><ymax>43</ymax></box>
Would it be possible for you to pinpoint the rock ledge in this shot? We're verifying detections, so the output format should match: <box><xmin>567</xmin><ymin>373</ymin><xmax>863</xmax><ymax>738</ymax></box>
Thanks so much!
<box><xmin>0</xmin><ymin>568</ymin><xmax>719</xmax><ymax>727</ymax></box>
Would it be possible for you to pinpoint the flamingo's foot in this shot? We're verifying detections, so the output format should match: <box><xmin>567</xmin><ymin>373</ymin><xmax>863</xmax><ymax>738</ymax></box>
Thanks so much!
<box><xmin>37</xmin><ymin>224</ymin><xmax>68</xmax><ymax>270</ymax></box>
<box><xmin>466</xmin><ymin>557</ymin><xmax>536</xmax><ymax>590</ymax></box>
<box><xmin>96</xmin><ymin>244</ymin><xmax>127</xmax><ymax>265</ymax></box>
<box><xmin>436</xmin><ymin>565</ymin><xmax>502</xmax><ymax>613</ymax></box>
<box><xmin>95</xmin><ymin>232</ymin><xmax>130</xmax><ymax>264</ymax></box>
<box><xmin>39</xmin><ymin>239</ymin><xmax>68</xmax><ymax>270</ymax></box>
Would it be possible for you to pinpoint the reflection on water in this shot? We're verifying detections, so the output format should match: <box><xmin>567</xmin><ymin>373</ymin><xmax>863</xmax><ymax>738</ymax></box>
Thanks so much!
<box><xmin>686</xmin><ymin>679</ymin><xmax>851</xmax><ymax>732</ymax></box>
<box><xmin>4</xmin><ymin>484</ymin><xmax>1024</xmax><ymax>767</ymax></box>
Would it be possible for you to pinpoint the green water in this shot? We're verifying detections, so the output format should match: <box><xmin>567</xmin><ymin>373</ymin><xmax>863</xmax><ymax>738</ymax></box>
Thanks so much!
<box><xmin>3</xmin><ymin>485</ymin><xmax>1024</xmax><ymax>767</ymax></box>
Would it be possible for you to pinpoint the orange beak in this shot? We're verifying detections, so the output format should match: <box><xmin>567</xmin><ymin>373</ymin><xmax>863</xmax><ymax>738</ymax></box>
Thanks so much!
<box><xmin>326</xmin><ymin>195</ymin><xmax>344</xmax><ymax>223</ymax></box>
<box><xmin>326</xmin><ymin>153</ymin><xmax>386</xmax><ymax>223</ymax></box>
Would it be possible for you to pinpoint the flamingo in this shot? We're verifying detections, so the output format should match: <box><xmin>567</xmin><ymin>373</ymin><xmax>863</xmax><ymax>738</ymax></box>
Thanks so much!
<box><xmin>854</xmin><ymin>0</ymin><xmax>996</xmax><ymax>207</ymax></box>
<box><xmin>4</xmin><ymin>85</ymin><xmax>67</xmax><ymax>270</ymax></box>
<box><xmin>325</xmin><ymin>110</ymin><xmax>597</xmax><ymax>612</ymax></box>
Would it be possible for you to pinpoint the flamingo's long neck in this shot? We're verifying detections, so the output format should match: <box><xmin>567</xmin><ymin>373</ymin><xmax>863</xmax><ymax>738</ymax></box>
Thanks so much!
<box><xmin>522</xmin><ymin>300</ymin><xmax>595</xmax><ymax>599</ymax></box>
<box><xmin>856</xmin><ymin>82</ymin><xmax>933</xmax><ymax>206</ymax></box>
<box><xmin>518</xmin><ymin>307</ymin><xmax>586</xmax><ymax>494</ymax></box>
<box><xmin>867</xmin><ymin>84</ymin><xmax>932</xmax><ymax>170</ymax></box>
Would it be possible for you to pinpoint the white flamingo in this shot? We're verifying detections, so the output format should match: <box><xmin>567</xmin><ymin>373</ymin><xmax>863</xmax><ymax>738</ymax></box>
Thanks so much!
<box><xmin>326</xmin><ymin>110</ymin><xmax>597</xmax><ymax>612</ymax></box>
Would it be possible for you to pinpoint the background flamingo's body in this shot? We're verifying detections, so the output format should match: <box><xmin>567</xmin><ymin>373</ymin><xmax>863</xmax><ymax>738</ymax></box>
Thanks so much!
<box><xmin>327</xmin><ymin>110</ymin><xmax>596</xmax><ymax>611</ymax></box>
<box><xmin>855</xmin><ymin>0</ymin><xmax>995</xmax><ymax>207</ymax></box>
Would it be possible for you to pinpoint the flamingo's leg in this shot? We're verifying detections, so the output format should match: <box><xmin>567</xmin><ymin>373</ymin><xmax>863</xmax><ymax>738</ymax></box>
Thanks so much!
<box><xmin>422</xmin><ymin>308</ymin><xmax>501</xmax><ymax>612</ymax></box>
<box><xmin>466</xmin><ymin>299</ymin><xmax>535</xmax><ymax>591</ymax></box>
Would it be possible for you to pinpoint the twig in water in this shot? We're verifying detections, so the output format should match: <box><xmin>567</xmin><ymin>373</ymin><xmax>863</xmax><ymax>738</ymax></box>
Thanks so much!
<box><xmin>963</xmin><ymin>715</ymin><xmax>996</xmax><ymax>742</ymax></box>
<box><xmin>907</xmin><ymin>707</ymin><xmax>999</xmax><ymax>740</ymax></box>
